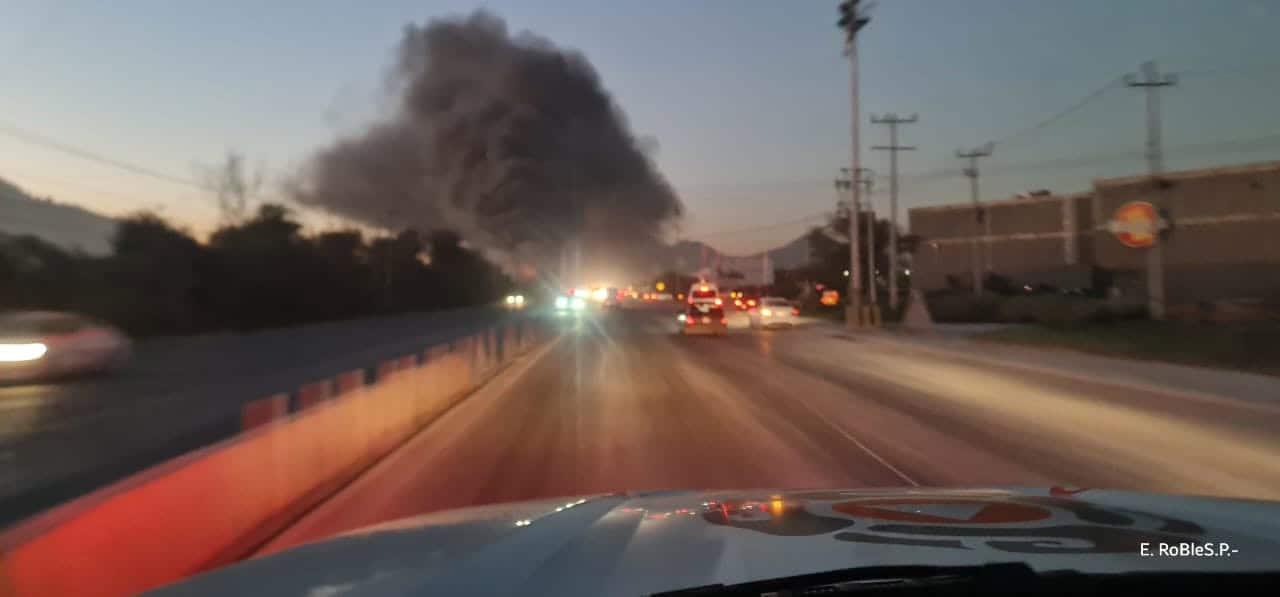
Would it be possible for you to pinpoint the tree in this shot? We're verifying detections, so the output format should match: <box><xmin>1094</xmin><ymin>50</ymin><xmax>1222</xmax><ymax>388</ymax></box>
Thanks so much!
<box><xmin>205</xmin><ymin>204</ymin><xmax>316</xmax><ymax>329</ymax></box>
<box><xmin>202</xmin><ymin>151</ymin><xmax>264</xmax><ymax>225</ymax></box>
<box><xmin>104</xmin><ymin>212</ymin><xmax>205</xmax><ymax>334</ymax></box>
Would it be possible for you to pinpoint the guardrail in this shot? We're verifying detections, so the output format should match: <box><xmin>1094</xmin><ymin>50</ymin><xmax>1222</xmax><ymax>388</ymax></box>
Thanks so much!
<box><xmin>0</xmin><ymin>319</ymin><xmax>546</xmax><ymax>597</ymax></box>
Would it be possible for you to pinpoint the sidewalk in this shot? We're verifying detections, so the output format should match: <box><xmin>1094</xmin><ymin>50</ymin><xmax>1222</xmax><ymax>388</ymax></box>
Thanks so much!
<box><xmin>816</xmin><ymin>322</ymin><xmax>1280</xmax><ymax>407</ymax></box>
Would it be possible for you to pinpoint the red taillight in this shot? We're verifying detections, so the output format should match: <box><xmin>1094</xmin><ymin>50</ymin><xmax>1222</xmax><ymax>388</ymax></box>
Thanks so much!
<box><xmin>720</xmin><ymin>318</ymin><xmax>727</xmax><ymax>324</ymax></box>
<box><xmin>792</xmin><ymin>307</ymin><xmax>800</xmax><ymax>316</ymax></box>
<box><xmin>685</xmin><ymin>317</ymin><xmax>696</xmax><ymax>326</ymax></box>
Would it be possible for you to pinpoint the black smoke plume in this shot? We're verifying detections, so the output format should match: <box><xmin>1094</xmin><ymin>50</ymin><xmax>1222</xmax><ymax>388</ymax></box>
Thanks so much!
<box><xmin>291</xmin><ymin>11</ymin><xmax>683</xmax><ymax>281</ymax></box>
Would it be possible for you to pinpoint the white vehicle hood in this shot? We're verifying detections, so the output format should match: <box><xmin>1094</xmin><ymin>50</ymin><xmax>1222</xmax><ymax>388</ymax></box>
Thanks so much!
<box><xmin>149</xmin><ymin>487</ymin><xmax>1280</xmax><ymax>596</ymax></box>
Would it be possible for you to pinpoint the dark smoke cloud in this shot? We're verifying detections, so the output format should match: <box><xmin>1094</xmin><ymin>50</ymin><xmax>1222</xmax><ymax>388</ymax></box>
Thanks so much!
<box><xmin>291</xmin><ymin>10</ymin><xmax>684</xmax><ymax>280</ymax></box>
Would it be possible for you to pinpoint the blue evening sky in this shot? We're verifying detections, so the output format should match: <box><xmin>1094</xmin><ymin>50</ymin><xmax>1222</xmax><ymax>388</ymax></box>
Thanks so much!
<box><xmin>2</xmin><ymin>0</ymin><xmax>1279</xmax><ymax>253</ymax></box>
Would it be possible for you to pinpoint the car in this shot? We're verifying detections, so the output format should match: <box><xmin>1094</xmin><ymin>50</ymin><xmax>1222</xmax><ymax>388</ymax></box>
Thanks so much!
<box><xmin>679</xmin><ymin>303</ymin><xmax>727</xmax><ymax>336</ymax></box>
<box><xmin>150</xmin><ymin>487</ymin><xmax>1280</xmax><ymax>597</ymax></box>
<box><xmin>749</xmin><ymin>297</ymin><xmax>800</xmax><ymax>329</ymax></box>
<box><xmin>687</xmin><ymin>282</ymin><xmax>722</xmax><ymax>307</ymax></box>
<box><xmin>0</xmin><ymin>311</ymin><xmax>131</xmax><ymax>383</ymax></box>
<box><xmin>503</xmin><ymin>294</ymin><xmax>526</xmax><ymax>309</ymax></box>
<box><xmin>553</xmin><ymin>293</ymin><xmax>588</xmax><ymax>314</ymax></box>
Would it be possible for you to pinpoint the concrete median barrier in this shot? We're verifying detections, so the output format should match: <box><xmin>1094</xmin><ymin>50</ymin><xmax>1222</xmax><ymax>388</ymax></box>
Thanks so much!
<box><xmin>0</xmin><ymin>325</ymin><xmax>546</xmax><ymax>597</ymax></box>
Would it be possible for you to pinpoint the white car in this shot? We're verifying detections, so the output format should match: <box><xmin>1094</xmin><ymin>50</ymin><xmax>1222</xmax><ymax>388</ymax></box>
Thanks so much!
<box><xmin>748</xmin><ymin>297</ymin><xmax>800</xmax><ymax>329</ymax></box>
<box><xmin>687</xmin><ymin>282</ymin><xmax>722</xmax><ymax>307</ymax></box>
<box><xmin>0</xmin><ymin>311</ymin><xmax>132</xmax><ymax>383</ymax></box>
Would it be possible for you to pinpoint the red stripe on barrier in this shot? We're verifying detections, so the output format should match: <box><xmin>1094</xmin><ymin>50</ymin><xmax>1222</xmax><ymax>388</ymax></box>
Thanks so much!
<box><xmin>334</xmin><ymin>370</ymin><xmax>366</xmax><ymax>395</ymax></box>
<box><xmin>297</xmin><ymin>379</ymin><xmax>333</xmax><ymax>411</ymax></box>
<box><xmin>375</xmin><ymin>359</ymin><xmax>398</xmax><ymax>381</ymax></box>
<box><xmin>240</xmin><ymin>394</ymin><xmax>288</xmax><ymax>431</ymax></box>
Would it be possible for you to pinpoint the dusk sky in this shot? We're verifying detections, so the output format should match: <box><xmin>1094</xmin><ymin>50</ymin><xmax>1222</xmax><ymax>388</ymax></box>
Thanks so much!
<box><xmin>2</xmin><ymin>0</ymin><xmax>1279</xmax><ymax>254</ymax></box>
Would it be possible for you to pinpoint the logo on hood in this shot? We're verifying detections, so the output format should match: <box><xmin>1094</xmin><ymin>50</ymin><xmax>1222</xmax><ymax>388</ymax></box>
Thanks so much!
<box><xmin>702</xmin><ymin>493</ymin><xmax>1207</xmax><ymax>555</ymax></box>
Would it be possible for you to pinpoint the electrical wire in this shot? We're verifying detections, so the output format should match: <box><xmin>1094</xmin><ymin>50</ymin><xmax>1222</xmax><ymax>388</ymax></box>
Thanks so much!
<box><xmin>0</xmin><ymin>120</ymin><xmax>207</xmax><ymax>190</ymax></box>
<box><xmin>986</xmin><ymin>76</ymin><xmax>1126</xmax><ymax>148</ymax></box>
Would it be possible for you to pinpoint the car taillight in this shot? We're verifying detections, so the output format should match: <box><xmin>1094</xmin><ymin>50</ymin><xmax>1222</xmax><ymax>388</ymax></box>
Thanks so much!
<box><xmin>685</xmin><ymin>317</ymin><xmax>696</xmax><ymax>326</ymax></box>
<box><xmin>792</xmin><ymin>307</ymin><xmax>800</xmax><ymax>316</ymax></box>
<box><xmin>720</xmin><ymin>318</ymin><xmax>727</xmax><ymax>324</ymax></box>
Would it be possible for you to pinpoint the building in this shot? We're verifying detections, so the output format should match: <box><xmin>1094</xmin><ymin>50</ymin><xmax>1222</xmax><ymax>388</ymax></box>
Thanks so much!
<box><xmin>909</xmin><ymin>160</ymin><xmax>1280</xmax><ymax>306</ymax></box>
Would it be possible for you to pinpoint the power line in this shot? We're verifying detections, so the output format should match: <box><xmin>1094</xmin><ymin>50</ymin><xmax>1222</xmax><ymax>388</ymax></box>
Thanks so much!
<box><xmin>987</xmin><ymin>76</ymin><xmax>1125</xmax><ymax>148</ymax></box>
<box><xmin>1171</xmin><ymin>62</ymin><xmax>1280</xmax><ymax>78</ymax></box>
<box><xmin>0</xmin><ymin>120</ymin><xmax>206</xmax><ymax>190</ymax></box>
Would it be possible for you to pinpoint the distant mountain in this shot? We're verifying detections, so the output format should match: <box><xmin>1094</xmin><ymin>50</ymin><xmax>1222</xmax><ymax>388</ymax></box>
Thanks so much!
<box><xmin>655</xmin><ymin>232</ymin><xmax>813</xmax><ymax>275</ymax></box>
<box><xmin>0</xmin><ymin>177</ymin><xmax>117</xmax><ymax>256</ymax></box>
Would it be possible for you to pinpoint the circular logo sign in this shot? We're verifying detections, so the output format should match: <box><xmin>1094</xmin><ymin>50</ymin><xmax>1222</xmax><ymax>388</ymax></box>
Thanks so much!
<box><xmin>1108</xmin><ymin>201</ymin><xmax>1162</xmax><ymax>248</ymax></box>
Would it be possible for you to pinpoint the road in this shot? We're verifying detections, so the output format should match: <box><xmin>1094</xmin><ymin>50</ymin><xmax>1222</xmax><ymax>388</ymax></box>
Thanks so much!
<box><xmin>0</xmin><ymin>306</ymin><xmax>512</xmax><ymax>526</ymax></box>
<box><xmin>260</xmin><ymin>307</ymin><xmax>1280</xmax><ymax>554</ymax></box>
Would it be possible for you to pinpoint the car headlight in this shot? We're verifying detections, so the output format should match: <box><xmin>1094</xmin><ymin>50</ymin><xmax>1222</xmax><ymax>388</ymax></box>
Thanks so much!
<box><xmin>762</xmin><ymin>308</ymin><xmax>773</xmax><ymax>317</ymax></box>
<box><xmin>554</xmin><ymin>296</ymin><xmax>569</xmax><ymax>309</ymax></box>
<box><xmin>505</xmin><ymin>295</ymin><xmax>516</xmax><ymax>304</ymax></box>
<box><xmin>515</xmin><ymin>295</ymin><xmax>525</xmax><ymax>305</ymax></box>
<box><xmin>677</xmin><ymin>313</ymin><xmax>686</xmax><ymax>322</ymax></box>
<box><xmin>0</xmin><ymin>342</ymin><xmax>48</xmax><ymax>362</ymax></box>
<box><xmin>570</xmin><ymin>297</ymin><xmax>586</xmax><ymax>310</ymax></box>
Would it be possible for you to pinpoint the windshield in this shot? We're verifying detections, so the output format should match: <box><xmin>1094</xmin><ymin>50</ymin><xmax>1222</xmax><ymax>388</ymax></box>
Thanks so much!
<box><xmin>3</xmin><ymin>1</ymin><xmax>1279</xmax><ymax>595</ymax></box>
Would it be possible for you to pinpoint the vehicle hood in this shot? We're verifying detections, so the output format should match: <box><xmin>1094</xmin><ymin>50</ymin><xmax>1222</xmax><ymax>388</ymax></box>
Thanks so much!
<box><xmin>149</xmin><ymin>487</ymin><xmax>1280</xmax><ymax>596</ymax></box>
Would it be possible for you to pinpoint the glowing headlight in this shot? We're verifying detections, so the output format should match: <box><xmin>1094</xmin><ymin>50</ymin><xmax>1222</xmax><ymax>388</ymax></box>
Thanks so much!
<box><xmin>677</xmin><ymin>313</ymin><xmax>686</xmax><ymax>322</ymax></box>
<box><xmin>592</xmin><ymin>288</ymin><xmax>608</xmax><ymax>302</ymax></box>
<box><xmin>0</xmin><ymin>342</ymin><xmax>48</xmax><ymax>363</ymax></box>
<box><xmin>554</xmin><ymin>296</ymin><xmax>569</xmax><ymax>309</ymax></box>
<box><xmin>570</xmin><ymin>297</ymin><xmax>586</xmax><ymax>310</ymax></box>
<box><xmin>505</xmin><ymin>295</ymin><xmax>516</xmax><ymax>304</ymax></box>
<box><xmin>761</xmin><ymin>308</ymin><xmax>773</xmax><ymax>317</ymax></box>
<box><xmin>515</xmin><ymin>295</ymin><xmax>525</xmax><ymax>304</ymax></box>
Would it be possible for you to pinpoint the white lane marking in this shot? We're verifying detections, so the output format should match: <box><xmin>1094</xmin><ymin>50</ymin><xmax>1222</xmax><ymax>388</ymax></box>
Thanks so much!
<box><xmin>788</xmin><ymin>388</ymin><xmax>921</xmax><ymax>487</ymax></box>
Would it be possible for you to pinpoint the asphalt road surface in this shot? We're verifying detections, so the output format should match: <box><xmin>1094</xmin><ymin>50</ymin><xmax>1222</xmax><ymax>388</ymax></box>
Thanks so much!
<box><xmin>260</xmin><ymin>307</ymin><xmax>1280</xmax><ymax>553</ymax></box>
<box><xmin>0</xmin><ymin>306</ymin><xmax>512</xmax><ymax>526</ymax></box>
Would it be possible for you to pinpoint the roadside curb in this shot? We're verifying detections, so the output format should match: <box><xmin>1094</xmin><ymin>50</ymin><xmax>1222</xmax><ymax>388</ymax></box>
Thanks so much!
<box><xmin>833</xmin><ymin>328</ymin><xmax>1280</xmax><ymax>413</ymax></box>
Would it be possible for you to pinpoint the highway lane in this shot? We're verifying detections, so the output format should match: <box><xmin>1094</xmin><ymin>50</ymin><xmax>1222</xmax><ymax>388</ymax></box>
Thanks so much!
<box><xmin>259</xmin><ymin>308</ymin><xmax>1280</xmax><ymax>554</ymax></box>
<box><xmin>0</xmin><ymin>306</ymin><xmax>514</xmax><ymax>526</ymax></box>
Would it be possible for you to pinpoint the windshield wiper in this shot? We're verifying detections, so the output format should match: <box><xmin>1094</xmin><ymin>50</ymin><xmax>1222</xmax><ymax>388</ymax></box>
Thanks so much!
<box><xmin>652</xmin><ymin>563</ymin><xmax>1280</xmax><ymax>596</ymax></box>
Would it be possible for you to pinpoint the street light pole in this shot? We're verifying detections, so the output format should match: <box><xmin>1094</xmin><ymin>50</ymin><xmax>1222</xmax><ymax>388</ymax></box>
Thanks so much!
<box><xmin>838</xmin><ymin>0</ymin><xmax>870</xmax><ymax>327</ymax></box>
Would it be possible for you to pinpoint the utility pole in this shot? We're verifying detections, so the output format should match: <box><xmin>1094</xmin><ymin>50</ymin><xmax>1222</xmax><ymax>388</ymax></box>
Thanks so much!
<box><xmin>837</xmin><ymin>0</ymin><xmax>870</xmax><ymax>327</ymax></box>
<box><xmin>871</xmin><ymin>113</ymin><xmax>917</xmax><ymax>309</ymax></box>
<box><xmin>1125</xmin><ymin>61</ymin><xmax>1176</xmax><ymax>320</ymax></box>
<box><xmin>856</xmin><ymin>168</ymin><xmax>876</xmax><ymax>306</ymax></box>
<box><xmin>957</xmin><ymin>144</ymin><xmax>993</xmax><ymax>296</ymax></box>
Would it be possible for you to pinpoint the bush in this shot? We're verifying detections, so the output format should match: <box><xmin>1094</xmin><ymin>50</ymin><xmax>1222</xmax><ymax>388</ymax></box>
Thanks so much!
<box><xmin>997</xmin><ymin>295</ymin><xmax>1039</xmax><ymax>323</ymax></box>
<box><xmin>926</xmin><ymin>291</ymin><xmax>1002</xmax><ymax>323</ymax></box>
<box><xmin>1029</xmin><ymin>295</ymin><xmax>1110</xmax><ymax>328</ymax></box>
